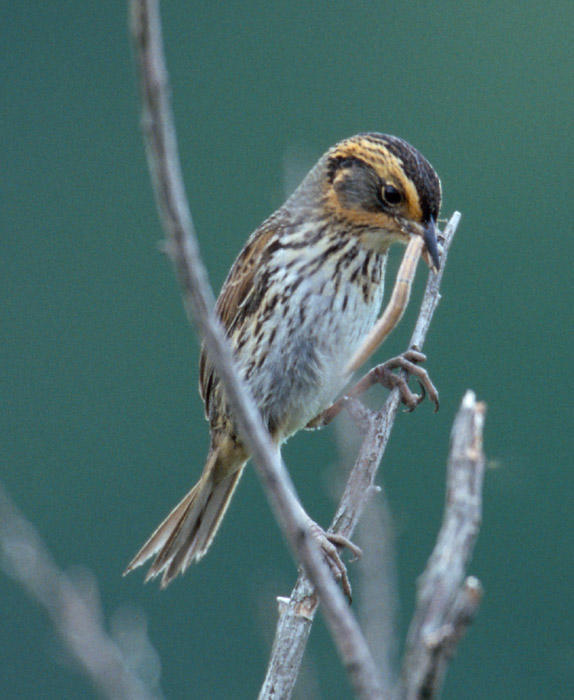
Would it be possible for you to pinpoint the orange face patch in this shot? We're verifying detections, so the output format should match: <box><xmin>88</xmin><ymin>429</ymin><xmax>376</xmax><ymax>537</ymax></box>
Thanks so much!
<box><xmin>326</xmin><ymin>136</ymin><xmax>425</xmax><ymax>225</ymax></box>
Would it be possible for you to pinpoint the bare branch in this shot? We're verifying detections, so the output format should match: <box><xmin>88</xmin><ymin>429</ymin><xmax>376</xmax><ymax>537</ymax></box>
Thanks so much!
<box><xmin>0</xmin><ymin>483</ymin><xmax>162</xmax><ymax>699</ymax></box>
<box><xmin>260</xmin><ymin>213</ymin><xmax>461</xmax><ymax>698</ymax></box>
<box><xmin>338</xmin><ymin>413</ymin><xmax>400</xmax><ymax>696</ymax></box>
<box><xmin>356</xmin><ymin>489</ymin><xmax>400</xmax><ymax>697</ymax></box>
<box><xmin>129</xmin><ymin>1</ymin><xmax>384</xmax><ymax>697</ymax></box>
<box><xmin>400</xmin><ymin>391</ymin><xmax>486</xmax><ymax>699</ymax></box>
<box><xmin>355</xmin><ymin>489</ymin><xmax>399</xmax><ymax>697</ymax></box>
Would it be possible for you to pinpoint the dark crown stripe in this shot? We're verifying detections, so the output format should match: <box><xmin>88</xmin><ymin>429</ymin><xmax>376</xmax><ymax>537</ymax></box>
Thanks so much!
<box><xmin>359</xmin><ymin>132</ymin><xmax>441</xmax><ymax>222</ymax></box>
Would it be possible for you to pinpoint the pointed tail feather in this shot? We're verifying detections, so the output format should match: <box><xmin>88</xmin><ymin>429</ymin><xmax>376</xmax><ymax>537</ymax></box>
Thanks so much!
<box><xmin>124</xmin><ymin>455</ymin><xmax>245</xmax><ymax>587</ymax></box>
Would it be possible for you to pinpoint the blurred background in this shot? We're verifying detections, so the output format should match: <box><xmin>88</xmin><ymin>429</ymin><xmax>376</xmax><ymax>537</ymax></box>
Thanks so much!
<box><xmin>2</xmin><ymin>1</ymin><xmax>572</xmax><ymax>697</ymax></box>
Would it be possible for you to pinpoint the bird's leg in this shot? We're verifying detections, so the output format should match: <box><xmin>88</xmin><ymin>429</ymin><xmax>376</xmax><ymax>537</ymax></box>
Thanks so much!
<box><xmin>276</xmin><ymin>448</ymin><xmax>361</xmax><ymax>602</ymax></box>
<box><xmin>305</xmin><ymin>518</ymin><xmax>362</xmax><ymax>602</ymax></box>
<box><xmin>306</xmin><ymin>347</ymin><xmax>439</xmax><ymax>429</ymax></box>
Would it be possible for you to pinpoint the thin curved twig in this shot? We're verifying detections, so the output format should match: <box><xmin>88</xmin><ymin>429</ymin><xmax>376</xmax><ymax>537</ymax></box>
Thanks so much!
<box><xmin>346</xmin><ymin>234</ymin><xmax>423</xmax><ymax>374</ymax></box>
<box><xmin>129</xmin><ymin>1</ymin><xmax>384</xmax><ymax>697</ymax></box>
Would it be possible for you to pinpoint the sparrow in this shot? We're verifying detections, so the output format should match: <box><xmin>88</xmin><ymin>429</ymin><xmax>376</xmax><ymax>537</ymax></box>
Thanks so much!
<box><xmin>125</xmin><ymin>132</ymin><xmax>441</xmax><ymax>588</ymax></box>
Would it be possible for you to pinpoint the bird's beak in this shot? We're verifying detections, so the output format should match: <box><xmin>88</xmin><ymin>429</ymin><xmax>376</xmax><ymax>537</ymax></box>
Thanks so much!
<box><xmin>422</xmin><ymin>218</ymin><xmax>441</xmax><ymax>273</ymax></box>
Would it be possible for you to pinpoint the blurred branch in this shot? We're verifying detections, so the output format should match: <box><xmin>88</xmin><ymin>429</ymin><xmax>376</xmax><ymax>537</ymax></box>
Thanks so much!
<box><xmin>260</xmin><ymin>212</ymin><xmax>460</xmax><ymax>699</ymax></box>
<box><xmin>400</xmin><ymin>391</ymin><xmax>486</xmax><ymax>699</ymax></box>
<box><xmin>337</xmin><ymin>412</ymin><xmax>400</xmax><ymax>698</ymax></box>
<box><xmin>0</xmin><ymin>483</ymin><xmax>162</xmax><ymax>700</ymax></box>
<box><xmin>129</xmin><ymin>1</ymin><xmax>384</xmax><ymax>697</ymax></box>
<box><xmin>356</xmin><ymin>489</ymin><xmax>400</xmax><ymax>697</ymax></box>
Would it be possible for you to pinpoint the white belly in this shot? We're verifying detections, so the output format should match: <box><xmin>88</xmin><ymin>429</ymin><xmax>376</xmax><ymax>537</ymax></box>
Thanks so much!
<box><xmin>240</xmin><ymin>246</ymin><xmax>387</xmax><ymax>439</ymax></box>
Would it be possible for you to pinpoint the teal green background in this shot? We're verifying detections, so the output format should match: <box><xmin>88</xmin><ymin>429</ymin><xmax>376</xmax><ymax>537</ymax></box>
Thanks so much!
<box><xmin>2</xmin><ymin>2</ymin><xmax>572</xmax><ymax>698</ymax></box>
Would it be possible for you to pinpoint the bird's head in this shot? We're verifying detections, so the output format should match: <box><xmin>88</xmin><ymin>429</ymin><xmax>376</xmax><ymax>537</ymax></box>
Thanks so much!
<box><xmin>318</xmin><ymin>133</ymin><xmax>442</xmax><ymax>269</ymax></box>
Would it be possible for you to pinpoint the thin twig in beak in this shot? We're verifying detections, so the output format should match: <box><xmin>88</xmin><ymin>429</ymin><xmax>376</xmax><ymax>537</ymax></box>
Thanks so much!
<box><xmin>345</xmin><ymin>235</ymin><xmax>423</xmax><ymax>374</ymax></box>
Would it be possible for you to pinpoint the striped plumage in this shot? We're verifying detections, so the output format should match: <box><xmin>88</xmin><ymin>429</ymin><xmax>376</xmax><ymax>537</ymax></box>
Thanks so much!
<box><xmin>126</xmin><ymin>133</ymin><xmax>441</xmax><ymax>586</ymax></box>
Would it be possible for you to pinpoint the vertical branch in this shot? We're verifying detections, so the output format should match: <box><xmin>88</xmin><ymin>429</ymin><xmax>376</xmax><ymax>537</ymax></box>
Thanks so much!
<box><xmin>260</xmin><ymin>213</ymin><xmax>461</xmax><ymax>698</ymax></box>
<box><xmin>339</xmin><ymin>414</ymin><xmax>400</xmax><ymax>696</ymax></box>
<box><xmin>129</xmin><ymin>1</ymin><xmax>384</xmax><ymax>697</ymax></box>
<box><xmin>356</xmin><ymin>491</ymin><xmax>400</xmax><ymax>696</ymax></box>
<box><xmin>400</xmin><ymin>391</ymin><xmax>486</xmax><ymax>698</ymax></box>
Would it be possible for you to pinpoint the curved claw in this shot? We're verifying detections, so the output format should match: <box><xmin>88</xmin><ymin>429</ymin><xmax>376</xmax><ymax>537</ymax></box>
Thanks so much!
<box><xmin>417</xmin><ymin>380</ymin><xmax>426</xmax><ymax>403</ymax></box>
<box><xmin>402</xmin><ymin>381</ymin><xmax>425</xmax><ymax>413</ymax></box>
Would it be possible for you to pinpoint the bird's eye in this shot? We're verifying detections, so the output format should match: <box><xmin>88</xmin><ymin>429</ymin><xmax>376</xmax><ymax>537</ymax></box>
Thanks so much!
<box><xmin>381</xmin><ymin>184</ymin><xmax>403</xmax><ymax>206</ymax></box>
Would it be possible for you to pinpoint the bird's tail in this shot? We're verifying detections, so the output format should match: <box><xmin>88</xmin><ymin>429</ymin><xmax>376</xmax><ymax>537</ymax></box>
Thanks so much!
<box><xmin>124</xmin><ymin>450</ymin><xmax>245</xmax><ymax>587</ymax></box>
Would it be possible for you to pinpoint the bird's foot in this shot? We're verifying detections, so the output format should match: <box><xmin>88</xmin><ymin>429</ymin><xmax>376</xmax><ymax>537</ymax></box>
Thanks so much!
<box><xmin>307</xmin><ymin>520</ymin><xmax>362</xmax><ymax>602</ymax></box>
<box><xmin>305</xmin><ymin>347</ymin><xmax>438</xmax><ymax>430</ymax></box>
<box><xmin>369</xmin><ymin>348</ymin><xmax>439</xmax><ymax>412</ymax></box>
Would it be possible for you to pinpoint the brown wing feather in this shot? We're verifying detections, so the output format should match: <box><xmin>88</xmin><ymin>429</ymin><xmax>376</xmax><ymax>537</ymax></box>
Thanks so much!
<box><xmin>199</xmin><ymin>220</ymin><xmax>279</xmax><ymax>421</ymax></box>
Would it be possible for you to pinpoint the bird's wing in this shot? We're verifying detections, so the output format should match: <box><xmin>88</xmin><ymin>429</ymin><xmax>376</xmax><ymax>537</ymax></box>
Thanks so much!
<box><xmin>199</xmin><ymin>220</ymin><xmax>278</xmax><ymax>420</ymax></box>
